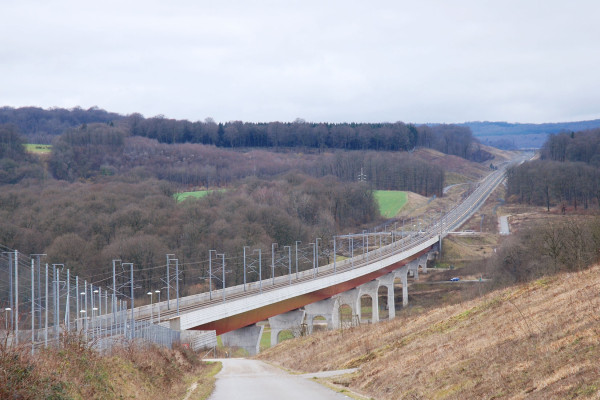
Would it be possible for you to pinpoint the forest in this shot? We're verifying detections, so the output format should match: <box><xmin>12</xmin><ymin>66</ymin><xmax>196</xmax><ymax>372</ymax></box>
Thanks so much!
<box><xmin>0</xmin><ymin>106</ymin><xmax>490</xmax><ymax>161</ymax></box>
<box><xmin>47</xmin><ymin>126</ymin><xmax>445</xmax><ymax>196</ymax></box>
<box><xmin>0</xmin><ymin>122</ymin><xmax>385</xmax><ymax>294</ymax></box>
<box><xmin>506</xmin><ymin>128</ymin><xmax>600</xmax><ymax>210</ymax></box>
<box><xmin>0</xmin><ymin>106</ymin><xmax>494</xmax><ymax>296</ymax></box>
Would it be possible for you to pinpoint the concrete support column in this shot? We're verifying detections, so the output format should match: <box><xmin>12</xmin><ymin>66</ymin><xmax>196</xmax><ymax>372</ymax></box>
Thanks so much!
<box><xmin>408</xmin><ymin>259</ymin><xmax>419</xmax><ymax>281</ymax></box>
<box><xmin>304</xmin><ymin>297</ymin><xmax>339</xmax><ymax>334</ymax></box>
<box><xmin>420</xmin><ymin>254</ymin><xmax>430</xmax><ymax>274</ymax></box>
<box><xmin>395</xmin><ymin>265</ymin><xmax>409</xmax><ymax>307</ymax></box>
<box><xmin>357</xmin><ymin>280</ymin><xmax>380</xmax><ymax>323</ymax></box>
<box><xmin>221</xmin><ymin>324</ymin><xmax>265</xmax><ymax>356</ymax></box>
<box><xmin>336</xmin><ymin>288</ymin><xmax>360</xmax><ymax>326</ymax></box>
<box><xmin>377</xmin><ymin>272</ymin><xmax>396</xmax><ymax>320</ymax></box>
<box><xmin>268</xmin><ymin>309</ymin><xmax>306</xmax><ymax>347</ymax></box>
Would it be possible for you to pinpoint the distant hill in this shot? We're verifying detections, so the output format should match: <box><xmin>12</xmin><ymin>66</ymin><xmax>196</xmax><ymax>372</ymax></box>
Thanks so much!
<box><xmin>461</xmin><ymin>119</ymin><xmax>600</xmax><ymax>149</ymax></box>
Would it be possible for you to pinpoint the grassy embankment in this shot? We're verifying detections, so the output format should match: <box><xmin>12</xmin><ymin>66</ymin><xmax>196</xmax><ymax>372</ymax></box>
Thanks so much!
<box><xmin>258</xmin><ymin>265</ymin><xmax>600</xmax><ymax>399</ymax></box>
<box><xmin>0</xmin><ymin>339</ymin><xmax>221</xmax><ymax>400</ymax></box>
<box><xmin>373</xmin><ymin>190</ymin><xmax>408</xmax><ymax>218</ymax></box>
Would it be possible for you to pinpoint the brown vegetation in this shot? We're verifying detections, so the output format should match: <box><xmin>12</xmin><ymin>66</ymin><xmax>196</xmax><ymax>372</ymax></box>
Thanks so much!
<box><xmin>0</xmin><ymin>336</ymin><xmax>219</xmax><ymax>400</ymax></box>
<box><xmin>259</xmin><ymin>264</ymin><xmax>600</xmax><ymax>399</ymax></box>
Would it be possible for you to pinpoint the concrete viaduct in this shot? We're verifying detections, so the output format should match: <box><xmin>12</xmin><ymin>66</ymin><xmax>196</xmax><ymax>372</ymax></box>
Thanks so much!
<box><xmin>125</xmin><ymin>158</ymin><xmax>517</xmax><ymax>355</ymax></box>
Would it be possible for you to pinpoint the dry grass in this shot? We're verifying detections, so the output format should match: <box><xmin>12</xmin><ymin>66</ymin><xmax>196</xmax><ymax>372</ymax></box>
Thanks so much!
<box><xmin>0</xmin><ymin>337</ymin><xmax>219</xmax><ymax>400</ymax></box>
<box><xmin>258</xmin><ymin>266</ymin><xmax>600</xmax><ymax>399</ymax></box>
<box><xmin>412</xmin><ymin>148</ymin><xmax>490</xmax><ymax>180</ymax></box>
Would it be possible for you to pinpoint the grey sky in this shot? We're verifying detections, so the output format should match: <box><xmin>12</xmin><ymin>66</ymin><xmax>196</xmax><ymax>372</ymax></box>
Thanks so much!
<box><xmin>1</xmin><ymin>0</ymin><xmax>599</xmax><ymax>124</ymax></box>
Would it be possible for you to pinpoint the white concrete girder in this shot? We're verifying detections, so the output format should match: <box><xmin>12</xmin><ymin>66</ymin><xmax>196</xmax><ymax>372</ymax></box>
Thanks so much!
<box><xmin>268</xmin><ymin>309</ymin><xmax>306</xmax><ymax>347</ymax></box>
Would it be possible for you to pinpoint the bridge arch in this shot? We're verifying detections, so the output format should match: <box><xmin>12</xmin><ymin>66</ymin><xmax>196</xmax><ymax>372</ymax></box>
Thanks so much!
<box><xmin>277</xmin><ymin>329</ymin><xmax>295</xmax><ymax>344</ymax></box>
<box><xmin>360</xmin><ymin>294</ymin><xmax>374</xmax><ymax>323</ymax></box>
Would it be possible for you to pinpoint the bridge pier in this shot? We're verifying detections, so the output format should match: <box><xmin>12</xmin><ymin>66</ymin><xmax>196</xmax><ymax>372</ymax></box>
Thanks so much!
<box><xmin>221</xmin><ymin>323</ymin><xmax>264</xmax><ymax>356</ymax></box>
<box><xmin>357</xmin><ymin>280</ymin><xmax>380</xmax><ymax>323</ymax></box>
<box><xmin>336</xmin><ymin>288</ymin><xmax>360</xmax><ymax>326</ymax></box>
<box><xmin>268</xmin><ymin>309</ymin><xmax>305</xmax><ymax>347</ymax></box>
<box><xmin>408</xmin><ymin>254</ymin><xmax>429</xmax><ymax>280</ymax></box>
<box><xmin>304</xmin><ymin>297</ymin><xmax>339</xmax><ymax>333</ymax></box>
<box><xmin>377</xmin><ymin>272</ymin><xmax>397</xmax><ymax>320</ymax></box>
<box><xmin>395</xmin><ymin>265</ymin><xmax>409</xmax><ymax>307</ymax></box>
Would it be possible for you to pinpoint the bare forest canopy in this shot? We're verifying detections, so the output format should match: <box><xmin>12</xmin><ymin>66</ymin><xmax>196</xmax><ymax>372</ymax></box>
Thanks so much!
<box><xmin>0</xmin><ymin>106</ymin><xmax>500</xmax><ymax>282</ymax></box>
<box><xmin>461</xmin><ymin>119</ymin><xmax>600</xmax><ymax>150</ymax></box>
<box><xmin>47</xmin><ymin>130</ymin><xmax>445</xmax><ymax>197</ymax></box>
<box><xmin>0</xmin><ymin>174</ymin><xmax>377</xmax><ymax>286</ymax></box>
<box><xmin>507</xmin><ymin>128</ymin><xmax>600</xmax><ymax>210</ymax></box>
<box><xmin>0</xmin><ymin>106</ymin><xmax>489</xmax><ymax>161</ymax></box>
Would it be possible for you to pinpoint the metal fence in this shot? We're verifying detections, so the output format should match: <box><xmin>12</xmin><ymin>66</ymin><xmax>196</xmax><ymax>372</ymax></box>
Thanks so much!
<box><xmin>0</xmin><ymin>245</ymin><xmax>182</xmax><ymax>353</ymax></box>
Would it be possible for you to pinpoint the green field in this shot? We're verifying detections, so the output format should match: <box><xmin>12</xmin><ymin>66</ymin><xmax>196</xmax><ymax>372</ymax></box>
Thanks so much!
<box><xmin>174</xmin><ymin>189</ymin><xmax>225</xmax><ymax>202</ymax></box>
<box><xmin>25</xmin><ymin>144</ymin><xmax>52</xmax><ymax>154</ymax></box>
<box><xmin>374</xmin><ymin>190</ymin><xmax>408</xmax><ymax>218</ymax></box>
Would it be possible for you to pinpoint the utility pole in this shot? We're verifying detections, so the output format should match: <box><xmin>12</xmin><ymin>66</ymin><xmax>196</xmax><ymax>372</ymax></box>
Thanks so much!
<box><xmin>31</xmin><ymin>259</ymin><xmax>34</xmax><ymax>353</ymax></box>
<box><xmin>295</xmin><ymin>241</ymin><xmax>301</xmax><ymax>279</ymax></box>
<box><xmin>350</xmin><ymin>236</ymin><xmax>354</xmax><ymax>269</ymax></box>
<box><xmin>310</xmin><ymin>243</ymin><xmax>316</xmax><ymax>278</ymax></box>
<box><xmin>271</xmin><ymin>243</ymin><xmax>277</xmax><ymax>285</ymax></box>
<box><xmin>253</xmin><ymin>249</ymin><xmax>262</xmax><ymax>293</ymax></box>
<box><xmin>284</xmin><ymin>246</ymin><xmax>291</xmax><ymax>284</ymax></box>
<box><xmin>243</xmin><ymin>247</ymin><xmax>248</xmax><ymax>291</ymax></box>
<box><xmin>45</xmin><ymin>264</ymin><xmax>49</xmax><ymax>346</ymax></box>
<box><xmin>31</xmin><ymin>254</ymin><xmax>46</xmax><ymax>334</ymax></box>
<box><xmin>65</xmin><ymin>269</ymin><xmax>70</xmax><ymax>331</ymax></box>
<box><xmin>175</xmin><ymin>258</ymin><xmax>180</xmax><ymax>315</ymax></box>
<box><xmin>333</xmin><ymin>236</ymin><xmax>336</xmax><ymax>273</ymax></box>
<box><xmin>209</xmin><ymin>250</ymin><xmax>216</xmax><ymax>300</ymax></box>
<box><xmin>166</xmin><ymin>254</ymin><xmax>175</xmax><ymax>310</ymax></box>
<box><xmin>315</xmin><ymin>238</ymin><xmax>321</xmax><ymax>275</ymax></box>
<box><xmin>129</xmin><ymin>263</ymin><xmax>134</xmax><ymax>339</ymax></box>
<box><xmin>358</xmin><ymin>167</ymin><xmax>367</xmax><ymax>182</ymax></box>
<box><xmin>14</xmin><ymin>250</ymin><xmax>18</xmax><ymax>344</ymax></box>
<box><xmin>219</xmin><ymin>254</ymin><xmax>225</xmax><ymax>302</ymax></box>
<box><xmin>112</xmin><ymin>259</ymin><xmax>120</xmax><ymax>325</ymax></box>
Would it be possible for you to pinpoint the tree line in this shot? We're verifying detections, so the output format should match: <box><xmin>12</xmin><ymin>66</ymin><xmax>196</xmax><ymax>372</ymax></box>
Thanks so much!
<box><xmin>0</xmin><ymin>106</ymin><xmax>490</xmax><ymax>161</ymax></box>
<box><xmin>487</xmin><ymin>216</ymin><xmax>600</xmax><ymax>284</ymax></box>
<box><xmin>541</xmin><ymin>128</ymin><xmax>600</xmax><ymax>165</ymax></box>
<box><xmin>507</xmin><ymin>128</ymin><xmax>600</xmax><ymax>210</ymax></box>
<box><xmin>48</xmin><ymin>124</ymin><xmax>446</xmax><ymax>196</ymax></box>
<box><xmin>129</xmin><ymin>116</ymin><xmax>488</xmax><ymax>160</ymax></box>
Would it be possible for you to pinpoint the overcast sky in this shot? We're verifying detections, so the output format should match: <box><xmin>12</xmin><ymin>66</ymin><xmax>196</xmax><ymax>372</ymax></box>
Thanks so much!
<box><xmin>1</xmin><ymin>0</ymin><xmax>599</xmax><ymax>124</ymax></box>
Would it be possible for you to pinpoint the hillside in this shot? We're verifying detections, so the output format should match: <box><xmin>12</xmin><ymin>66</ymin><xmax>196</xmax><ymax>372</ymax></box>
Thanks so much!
<box><xmin>412</xmin><ymin>148</ymin><xmax>489</xmax><ymax>180</ymax></box>
<box><xmin>258</xmin><ymin>266</ymin><xmax>600</xmax><ymax>399</ymax></box>
<box><xmin>462</xmin><ymin>119</ymin><xmax>600</xmax><ymax>149</ymax></box>
<box><xmin>1</xmin><ymin>341</ymin><xmax>220</xmax><ymax>400</ymax></box>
